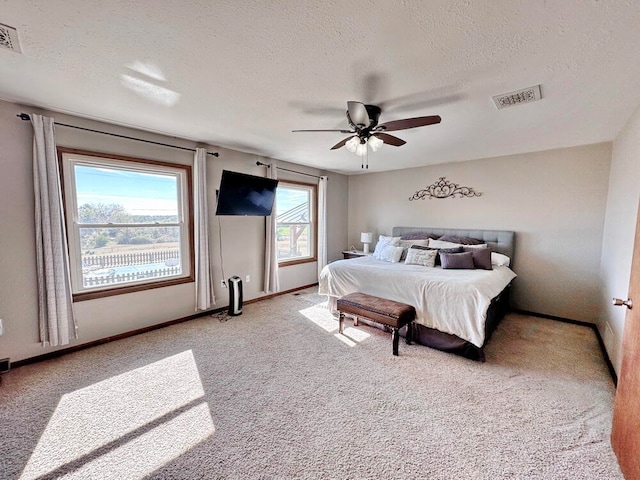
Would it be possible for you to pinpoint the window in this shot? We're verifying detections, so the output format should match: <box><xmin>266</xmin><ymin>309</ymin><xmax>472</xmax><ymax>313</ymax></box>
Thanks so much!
<box><xmin>275</xmin><ymin>181</ymin><xmax>317</xmax><ymax>265</ymax></box>
<box><xmin>59</xmin><ymin>148</ymin><xmax>193</xmax><ymax>300</ymax></box>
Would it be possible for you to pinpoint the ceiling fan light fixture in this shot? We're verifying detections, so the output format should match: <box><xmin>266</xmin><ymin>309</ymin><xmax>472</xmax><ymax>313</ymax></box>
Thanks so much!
<box><xmin>368</xmin><ymin>135</ymin><xmax>383</xmax><ymax>152</ymax></box>
<box><xmin>345</xmin><ymin>136</ymin><xmax>360</xmax><ymax>153</ymax></box>
<box><xmin>355</xmin><ymin>143</ymin><xmax>368</xmax><ymax>156</ymax></box>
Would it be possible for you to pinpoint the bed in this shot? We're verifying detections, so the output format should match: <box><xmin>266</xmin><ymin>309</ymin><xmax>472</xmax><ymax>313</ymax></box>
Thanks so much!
<box><xmin>318</xmin><ymin>227</ymin><xmax>516</xmax><ymax>360</ymax></box>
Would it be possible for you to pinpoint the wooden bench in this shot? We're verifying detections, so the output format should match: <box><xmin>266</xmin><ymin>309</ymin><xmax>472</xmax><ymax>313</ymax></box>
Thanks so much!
<box><xmin>336</xmin><ymin>292</ymin><xmax>416</xmax><ymax>356</ymax></box>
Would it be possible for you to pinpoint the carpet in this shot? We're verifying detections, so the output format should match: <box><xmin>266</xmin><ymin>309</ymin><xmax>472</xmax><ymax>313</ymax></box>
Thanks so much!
<box><xmin>0</xmin><ymin>289</ymin><xmax>622</xmax><ymax>479</ymax></box>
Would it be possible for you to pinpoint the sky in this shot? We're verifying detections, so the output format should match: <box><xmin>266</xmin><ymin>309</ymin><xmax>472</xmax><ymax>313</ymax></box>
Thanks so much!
<box><xmin>75</xmin><ymin>165</ymin><xmax>179</xmax><ymax>216</ymax></box>
<box><xmin>276</xmin><ymin>187</ymin><xmax>307</xmax><ymax>215</ymax></box>
<box><xmin>75</xmin><ymin>164</ymin><xmax>306</xmax><ymax>217</ymax></box>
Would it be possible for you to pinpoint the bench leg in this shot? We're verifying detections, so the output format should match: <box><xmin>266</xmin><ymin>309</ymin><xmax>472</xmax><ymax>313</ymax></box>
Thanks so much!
<box><xmin>392</xmin><ymin>328</ymin><xmax>399</xmax><ymax>356</ymax></box>
<box><xmin>338</xmin><ymin>311</ymin><xmax>344</xmax><ymax>334</ymax></box>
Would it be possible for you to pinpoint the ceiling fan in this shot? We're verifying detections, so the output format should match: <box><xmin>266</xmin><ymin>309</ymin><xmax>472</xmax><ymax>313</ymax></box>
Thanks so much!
<box><xmin>292</xmin><ymin>101</ymin><xmax>441</xmax><ymax>156</ymax></box>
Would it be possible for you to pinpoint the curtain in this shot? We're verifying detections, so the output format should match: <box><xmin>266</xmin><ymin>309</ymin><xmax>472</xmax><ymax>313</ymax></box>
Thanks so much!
<box><xmin>194</xmin><ymin>147</ymin><xmax>215</xmax><ymax>310</ymax></box>
<box><xmin>263</xmin><ymin>163</ymin><xmax>279</xmax><ymax>293</ymax></box>
<box><xmin>317</xmin><ymin>176</ymin><xmax>328</xmax><ymax>278</ymax></box>
<box><xmin>31</xmin><ymin>114</ymin><xmax>77</xmax><ymax>346</ymax></box>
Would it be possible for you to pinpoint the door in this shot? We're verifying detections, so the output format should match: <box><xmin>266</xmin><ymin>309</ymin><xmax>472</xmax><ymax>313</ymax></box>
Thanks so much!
<box><xmin>611</xmin><ymin>204</ymin><xmax>640</xmax><ymax>479</ymax></box>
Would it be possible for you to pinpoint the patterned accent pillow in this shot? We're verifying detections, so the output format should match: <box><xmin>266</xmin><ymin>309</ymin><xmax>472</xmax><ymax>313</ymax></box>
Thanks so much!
<box><xmin>464</xmin><ymin>246</ymin><xmax>492</xmax><ymax>270</ymax></box>
<box><xmin>414</xmin><ymin>245</ymin><xmax>464</xmax><ymax>265</ymax></box>
<box><xmin>440</xmin><ymin>252</ymin><xmax>475</xmax><ymax>270</ymax></box>
<box><xmin>398</xmin><ymin>239</ymin><xmax>430</xmax><ymax>261</ymax></box>
<box><xmin>378</xmin><ymin>245</ymin><xmax>404</xmax><ymax>263</ymax></box>
<box><xmin>404</xmin><ymin>247</ymin><xmax>438</xmax><ymax>267</ymax></box>
<box><xmin>373</xmin><ymin>235</ymin><xmax>401</xmax><ymax>259</ymax></box>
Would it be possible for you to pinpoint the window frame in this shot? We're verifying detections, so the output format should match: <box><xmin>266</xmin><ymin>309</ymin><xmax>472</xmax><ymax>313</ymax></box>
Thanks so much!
<box><xmin>58</xmin><ymin>147</ymin><xmax>195</xmax><ymax>302</ymax></box>
<box><xmin>275</xmin><ymin>179</ymin><xmax>318</xmax><ymax>267</ymax></box>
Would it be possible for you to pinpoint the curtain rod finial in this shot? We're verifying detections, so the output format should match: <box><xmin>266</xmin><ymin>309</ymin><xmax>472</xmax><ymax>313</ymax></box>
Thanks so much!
<box><xmin>17</xmin><ymin>113</ymin><xmax>30</xmax><ymax>121</ymax></box>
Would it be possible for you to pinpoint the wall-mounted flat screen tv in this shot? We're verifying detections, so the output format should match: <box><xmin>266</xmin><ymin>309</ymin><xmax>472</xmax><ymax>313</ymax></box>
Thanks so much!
<box><xmin>215</xmin><ymin>170</ymin><xmax>279</xmax><ymax>216</ymax></box>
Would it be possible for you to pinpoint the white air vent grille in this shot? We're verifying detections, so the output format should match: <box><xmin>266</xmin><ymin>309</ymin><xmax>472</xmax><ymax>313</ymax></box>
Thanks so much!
<box><xmin>492</xmin><ymin>85</ymin><xmax>541</xmax><ymax>109</ymax></box>
<box><xmin>0</xmin><ymin>23</ymin><xmax>21</xmax><ymax>53</ymax></box>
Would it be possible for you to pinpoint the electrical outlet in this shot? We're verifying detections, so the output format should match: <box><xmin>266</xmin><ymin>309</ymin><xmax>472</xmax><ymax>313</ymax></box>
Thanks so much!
<box><xmin>0</xmin><ymin>319</ymin><xmax>3</xmax><ymax>336</ymax></box>
<box><xmin>245</xmin><ymin>275</ymin><xmax>250</xmax><ymax>283</ymax></box>
<box><xmin>221</xmin><ymin>280</ymin><xmax>226</xmax><ymax>288</ymax></box>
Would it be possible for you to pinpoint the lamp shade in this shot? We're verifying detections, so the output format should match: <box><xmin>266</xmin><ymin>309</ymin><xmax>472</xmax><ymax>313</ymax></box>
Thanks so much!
<box><xmin>360</xmin><ymin>232</ymin><xmax>374</xmax><ymax>243</ymax></box>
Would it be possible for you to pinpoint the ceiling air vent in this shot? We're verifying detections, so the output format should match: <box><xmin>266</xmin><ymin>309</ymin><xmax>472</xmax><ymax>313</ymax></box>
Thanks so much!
<box><xmin>0</xmin><ymin>23</ymin><xmax>21</xmax><ymax>53</ymax></box>
<box><xmin>492</xmin><ymin>85</ymin><xmax>541</xmax><ymax>109</ymax></box>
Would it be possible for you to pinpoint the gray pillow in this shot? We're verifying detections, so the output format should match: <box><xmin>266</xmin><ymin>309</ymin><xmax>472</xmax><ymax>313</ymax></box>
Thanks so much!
<box><xmin>400</xmin><ymin>232</ymin><xmax>439</xmax><ymax>240</ymax></box>
<box><xmin>440</xmin><ymin>251</ymin><xmax>475</xmax><ymax>270</ymax></box>
<box><xmin>424</xmin><ymin>246</ymin><xmax>464</xmax><ymax>265</ymax></box>
<box><xmin>438</xmin><ymin>235</ymin><xmax>484</xmax><ymax>245</ymax></box>
<box><xmin>463</xmin><ymin>246</ymin><xmax>492</xmax><ymax>270</ymax></box>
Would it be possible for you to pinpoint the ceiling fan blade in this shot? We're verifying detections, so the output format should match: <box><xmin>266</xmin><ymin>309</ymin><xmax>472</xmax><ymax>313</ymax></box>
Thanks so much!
<box><xmin>347</xmin><ymin>101</ymin><xmax>370</xmax><ymax>128</ymax></box>
<box><xmin>292</xmin><ymin>129</ymin><xmax>354</xmax><ymax>133</ymax></box>
<box><xmin>373</xmin><ymin>132</ymin><xmax>406</xmax><ymax>147</ymax></box>
<box><xmin>330</xmin><ymin>136</ymin><xmax>355</xmax><ymax>150</ymax></box>
<box><xmin>377</xmin><ymin>115</ymin><xmax>441</xmax><ymax>132</ymax></box>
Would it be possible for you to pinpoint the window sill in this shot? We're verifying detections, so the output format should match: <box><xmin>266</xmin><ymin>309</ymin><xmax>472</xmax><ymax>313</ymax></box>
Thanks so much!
<box><xmin>278</xmin><ymin>257</ymin><xmax>317</xmax><ymax>268</ymax></box>
<box><xmin>72</xmin><ymin>275</ymin><xmax>195</xmax><ymax>302</ymax></box>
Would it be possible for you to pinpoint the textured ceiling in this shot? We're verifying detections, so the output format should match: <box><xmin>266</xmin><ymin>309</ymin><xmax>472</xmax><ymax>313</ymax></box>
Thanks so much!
<box><xmin>2</xmin><ymin>1</ymin><xmax>640</xmax><ymax>174</ymax></box>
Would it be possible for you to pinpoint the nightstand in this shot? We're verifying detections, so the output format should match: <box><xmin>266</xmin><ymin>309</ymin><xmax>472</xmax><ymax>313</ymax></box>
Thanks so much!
<box><xmin>342</xmin><ymin>250</ymin><xmax>372</xmax><ymax>259</ymax></box>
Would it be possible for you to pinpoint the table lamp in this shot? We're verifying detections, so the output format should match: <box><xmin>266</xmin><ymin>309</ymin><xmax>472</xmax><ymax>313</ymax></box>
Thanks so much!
<box><xmin>360</xmin><ymin>232</ymin><xmax>374</xmax><ymax>254</ymax></box>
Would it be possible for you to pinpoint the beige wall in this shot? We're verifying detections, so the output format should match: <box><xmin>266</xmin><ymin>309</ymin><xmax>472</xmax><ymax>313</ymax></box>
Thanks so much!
<box><xmin>348</xmin><ymin>143</ymin><xmax>612</xmax><ymax>323</ymax></box>
<box><xmin>1</xmin><ymin>88</ymin><xmax>630</xmax><ymax>372</ymax></box>
<box><xmin>599</xmin><ymin>102</ymin><xmax>640</xmax><ymax>374</ymax></box>
<box><xmin>0</xmin><ymin>99</ymin><xmax>348</xmax><ymax>363</ymax></box>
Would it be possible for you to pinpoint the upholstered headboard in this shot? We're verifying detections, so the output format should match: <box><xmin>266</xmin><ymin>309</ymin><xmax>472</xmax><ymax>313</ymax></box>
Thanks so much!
<box><xmin>391</xmin><ymin>226</ymin><xmax>516</xmax><ymax>266</ymax></box>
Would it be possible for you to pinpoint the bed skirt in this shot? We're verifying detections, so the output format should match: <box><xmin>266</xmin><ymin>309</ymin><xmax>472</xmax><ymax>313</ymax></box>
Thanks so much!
<box><xmin>326</xmin><ymin>285</ymin><xmax>511</xmax><ymax>362</ymax></box>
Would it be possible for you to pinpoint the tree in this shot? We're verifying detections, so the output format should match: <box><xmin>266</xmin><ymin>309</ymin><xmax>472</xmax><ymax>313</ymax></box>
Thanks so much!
<box><xmin>78</xmin><ymin>203</ymin><xmax>132</xmax><ymax>250</ymax></box>
<box><xmin>92</xmin><ymin>233</ymin><xmax>109</xmax><ymax>248</ymax></box>
<box><xmin>78</xmin><ymin>203</ymin><xmax>131</xmax><ymax>224</ymax></box>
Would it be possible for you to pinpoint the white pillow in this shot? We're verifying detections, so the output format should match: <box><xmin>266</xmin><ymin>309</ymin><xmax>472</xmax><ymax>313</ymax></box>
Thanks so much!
<box><xmin>428</xmin><ymin>239</ymin><xmax>488</xmax><ymax>249</ymax></box>
<box><xmin>404</xmin><ymin>247</ymin><xmax>438</xmax><ymax>267</ymax></box>
<box><xmin>398</xmin><ymin>239</ymin><xmax>430</xmax><ymax>261</ymax></box>
<box><xmin>373</xmin><ymin>235</ymin><xmax>401</xmax><ymax>259</ymax></box>
<box><xmin>491</xmin><ymin>252</ymin><xmax>511</xmax><ymax>267</ymax></box>
<box><xmin>378</xmin><ymin>245</ymin><xmax>404</xmax><ymax>263</ymax></box>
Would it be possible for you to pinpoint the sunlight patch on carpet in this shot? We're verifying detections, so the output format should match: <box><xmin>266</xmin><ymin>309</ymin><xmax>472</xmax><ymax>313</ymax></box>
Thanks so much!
<box><xmin>300</xmin><ymin>305</ymin><xmax>371</xmax><ymax>347</ymax></box>
<box><xmin>20</xmin><ymin>350</ymin><xmax>214</xmax><ymax>480</ymax></box>
<box><xmin>342</xmin><ymin>326</ymin><xmax>371</xmax><ymax>343</ymax></box>
<box><xmin>58</xmin><ymin>403</ymin><xmax>214</xmax><ymax>479</ymax></box>
<box><xmin>299</xmin><ymin>305</ymin><xmax>338</xmax><ymax>332</ymax></box>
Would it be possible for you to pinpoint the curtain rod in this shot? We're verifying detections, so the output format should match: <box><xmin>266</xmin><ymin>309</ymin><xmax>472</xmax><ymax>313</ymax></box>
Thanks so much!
<box><xmin>255</xmin><ymin>160</ymin><xmax>322</xmax><ymax>179</ymax></box>
<box><xmin>17</xmin><ymin>113</ymin><xmax>219</xmax><ymax>157</ymax></box>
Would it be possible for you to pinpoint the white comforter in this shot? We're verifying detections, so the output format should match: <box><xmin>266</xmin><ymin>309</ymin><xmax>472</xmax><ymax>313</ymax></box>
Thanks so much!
<box><xmin>318</xmin><ymin>256</ymin><xmax>516</xmax><ymax>347</ymax></box>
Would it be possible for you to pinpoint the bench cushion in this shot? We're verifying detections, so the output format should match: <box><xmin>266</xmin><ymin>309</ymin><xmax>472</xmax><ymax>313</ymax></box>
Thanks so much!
<box><xmin>337</xmin><ymin>292</ymin><xmax>416</xmax><ymax>329</ymax></box>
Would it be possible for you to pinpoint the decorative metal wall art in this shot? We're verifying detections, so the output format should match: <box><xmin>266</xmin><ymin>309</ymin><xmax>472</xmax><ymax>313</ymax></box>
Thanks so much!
<box><xmin>409</xmin><ymin>177</ymin><xmax>482</xmax><ymax>200</ymax></box>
